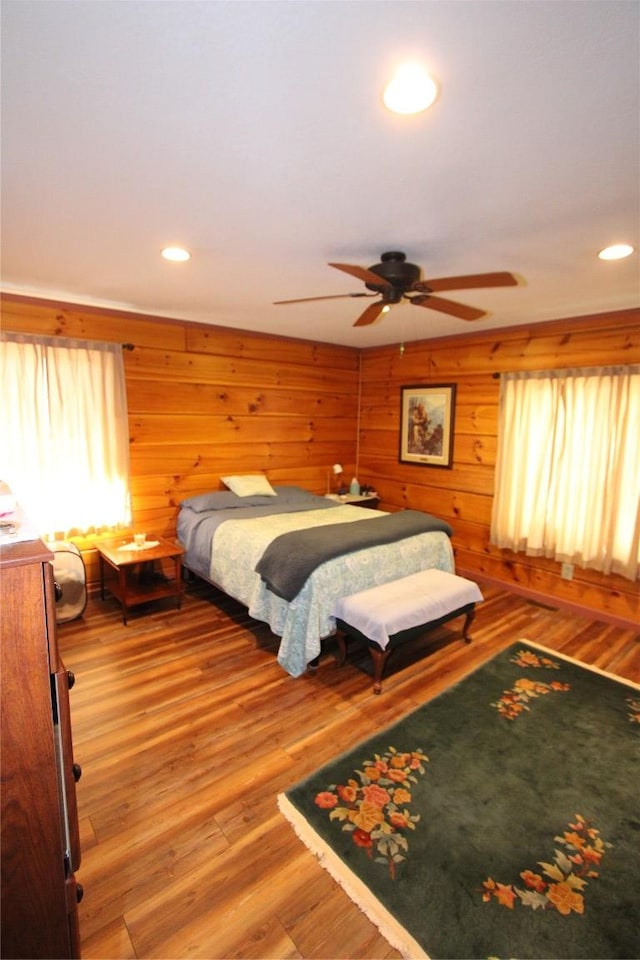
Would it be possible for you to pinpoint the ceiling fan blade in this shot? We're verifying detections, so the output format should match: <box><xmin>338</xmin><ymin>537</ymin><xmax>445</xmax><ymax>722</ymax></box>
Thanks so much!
<box><xmin>411</xmin><ymin>294</ymin><xmax>486</xmax><ymax>321</ymax></box>
<box><xmin>354</xmin><ymin>300</ymin><xmax>387</xmax><ymax>327</ymax></box>
<box><xmin>329</xmin><ymin>262</ymin><xmax>392</xmax><ymax>288</ymax></box>
<box><xmin>414</xmin><ymin>271</ymin><xmax>518</xmax><ymax>293</ymax></box>
<box><xmin>273</xmin><ymin>292</ymin><xmax>372</xmax><ymax>305</ymax></box>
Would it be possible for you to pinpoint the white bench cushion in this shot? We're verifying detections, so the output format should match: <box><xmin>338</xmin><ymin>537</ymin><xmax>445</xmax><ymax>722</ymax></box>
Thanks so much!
<box><xmin>332</xmin><ymin>568</ymin><xmax>483</xmax><ymax>650</ymax></box>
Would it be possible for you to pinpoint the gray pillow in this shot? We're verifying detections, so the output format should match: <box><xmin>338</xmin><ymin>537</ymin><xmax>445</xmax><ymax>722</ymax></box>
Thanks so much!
<box><xmin>180</xmin><ymin>490</ymin><xmax>272</xmax><ymax>512</ymax></box>
<box><xmin>269</xmin><ymin>486</ymin><xmax>323</xmax><ymax>503</ymax></box>
<box><xmin>181</xmin><ymin>485</ymin><xmax>323</xmax><ymax>512</ymax></box>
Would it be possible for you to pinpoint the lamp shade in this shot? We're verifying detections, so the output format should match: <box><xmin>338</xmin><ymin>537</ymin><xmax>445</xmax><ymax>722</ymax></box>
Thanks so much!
<box><xmin>332</xmin><ymin>463</ymin><xmax>343</xmax><ymax>475</ymax></box>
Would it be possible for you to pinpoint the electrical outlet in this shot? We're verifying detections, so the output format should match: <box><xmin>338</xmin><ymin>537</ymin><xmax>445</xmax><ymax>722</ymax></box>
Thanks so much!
<box><xmin>561</xmin><ymin>562</ymin><xmax>574</xmax><ymax>580</ymax></box>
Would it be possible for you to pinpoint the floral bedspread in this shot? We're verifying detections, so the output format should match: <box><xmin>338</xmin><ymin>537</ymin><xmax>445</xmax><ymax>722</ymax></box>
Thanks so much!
<box><xmin>209</xmin><ymin>506</ymin><xmax>455</xmax><ymax>677</ymax></box>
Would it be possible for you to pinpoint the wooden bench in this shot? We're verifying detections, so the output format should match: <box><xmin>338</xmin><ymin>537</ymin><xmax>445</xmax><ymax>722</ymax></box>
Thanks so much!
<box><xmin>333</xmin><ymin>568</ymin><xmax>484</xmax><ymax>693</ymax></box>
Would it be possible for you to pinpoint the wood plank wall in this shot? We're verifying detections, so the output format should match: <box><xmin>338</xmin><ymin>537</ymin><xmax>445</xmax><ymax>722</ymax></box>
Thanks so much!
<box><xmin>2</xmin><ymin>294</ymin><xmax>638</xmax><ymax>626</ymax></box>
<box><xmin>356</xmin><ymin>307</ymin><xmax>640</xmax><ymax>628</ymax></box>
<box><xmin>0</xmin><ymin>295</ymin><xmax>359</xmax><ymax>584</ymax></box>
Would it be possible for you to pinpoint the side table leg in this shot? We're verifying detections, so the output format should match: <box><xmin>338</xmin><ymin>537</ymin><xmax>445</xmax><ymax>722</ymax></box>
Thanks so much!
<box><xmin>175</xmin><ymin>557</ymin><xmax>182</xmax><ymax>610</ymax></box>
<box><xmin>118</xmin><ymin>567</ymin><xmax>128</xmax><ymax>625</ymax></box>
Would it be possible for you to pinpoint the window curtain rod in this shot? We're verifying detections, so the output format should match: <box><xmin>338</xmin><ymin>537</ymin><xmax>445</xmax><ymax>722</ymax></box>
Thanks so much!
<box><xmin>3</xmin><ymin>331</ymin><xmax>136</xmax><ymax>353</ymax></box>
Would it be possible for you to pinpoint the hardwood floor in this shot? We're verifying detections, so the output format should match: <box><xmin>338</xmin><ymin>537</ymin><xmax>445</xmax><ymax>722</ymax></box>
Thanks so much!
<box><xmin>57</xmin><ymin>579</ymin><xmax>640</xmax><ymax>960</ymax></box>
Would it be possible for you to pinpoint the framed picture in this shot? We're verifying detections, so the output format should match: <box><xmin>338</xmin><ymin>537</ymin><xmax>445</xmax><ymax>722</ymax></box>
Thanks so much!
<box><xmin>399</xmin><ymin>383</ymin><xmax>456</xmax><ymax>468</ymax></box>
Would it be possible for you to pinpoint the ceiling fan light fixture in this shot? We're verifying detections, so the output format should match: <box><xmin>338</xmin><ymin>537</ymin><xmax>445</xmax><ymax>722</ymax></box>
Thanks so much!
<box><xmin>598</xmin><ymin>243</ymin><xmax>634</xmax><ymax>261</ymax></box>
<box><xmin>383</xmin><ymin>64</ymin><xmax>439</xmax><ymax>115</ymax></box>
<box><xmin>161</xmin><ymin>245</ymin><xmax>191</xmax><ymax>262</ymax></box>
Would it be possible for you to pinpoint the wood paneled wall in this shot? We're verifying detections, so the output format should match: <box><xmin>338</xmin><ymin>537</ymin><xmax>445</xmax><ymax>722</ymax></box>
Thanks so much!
<box><xmin>2</xmin><ymin>294</ymin><xmax>638</xmax><ymax>626</ymax></box>
<box><xmin>357</xmin><ymin>308</ymin><xmax>640</xmax><ymax>627</ymax></box>
<box><xmin>0</xmin><ymin>295</ymin><xmax>359</xmax><ymax>583</ymax></box>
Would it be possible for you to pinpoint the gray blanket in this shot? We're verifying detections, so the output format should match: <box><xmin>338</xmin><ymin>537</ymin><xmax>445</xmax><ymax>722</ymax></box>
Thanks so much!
<box><xmin>255</xmin><ymin>510</ymin><xmax>453</xmax><ymax>601</ymax></box>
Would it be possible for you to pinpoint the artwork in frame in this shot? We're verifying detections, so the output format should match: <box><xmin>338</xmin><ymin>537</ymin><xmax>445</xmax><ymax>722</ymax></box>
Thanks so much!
<box><xmin>399</xmin><ymin>383</ymin><xmax>456</xmax><ymax>468</ymax></box>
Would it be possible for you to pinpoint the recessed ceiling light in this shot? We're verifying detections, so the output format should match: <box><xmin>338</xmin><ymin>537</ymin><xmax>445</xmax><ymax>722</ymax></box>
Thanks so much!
<box><xmin>161</xmin><ymin>246</ymin><xmax>191</xmax><ymax>262</ymax></box>
<box><xmin>383</xmin><ymin>64</ymin><xmax>439</xmax><ymax>115</ymax></box>
<box><xmin>598</xmin><ymin>243</ymin><xmax>634</xmax><ymax>261</ymax></box>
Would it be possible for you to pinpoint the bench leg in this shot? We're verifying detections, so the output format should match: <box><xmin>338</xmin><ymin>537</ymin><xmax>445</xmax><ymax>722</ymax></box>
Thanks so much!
<box><xmin>369</xmin><ymin>647</ymin><xmax>391</xmax><ymax>695</ymax></box>
<box><xmin>462</xmin><ymin>606</ymin><xmax>476</xmax><ymax>642</ymax></box>
<box><xmin>335</xmin><ymin>632</ymin><xmax>389</xmax><ymax>694</ymax></box>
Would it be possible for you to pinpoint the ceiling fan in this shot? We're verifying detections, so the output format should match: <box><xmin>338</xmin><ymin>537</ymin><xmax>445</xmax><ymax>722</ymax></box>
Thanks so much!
<box><xmin>274</xmin><ymin>251</ymin><xmax>518</xmax><ymax>326</ymax></box>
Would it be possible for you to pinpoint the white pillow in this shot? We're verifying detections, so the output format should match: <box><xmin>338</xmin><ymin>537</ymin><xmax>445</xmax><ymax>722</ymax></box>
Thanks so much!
<box><xmin>221</xmin><ymin>474</ymin><xmax>277</xmax><ymax>497</ymax></box>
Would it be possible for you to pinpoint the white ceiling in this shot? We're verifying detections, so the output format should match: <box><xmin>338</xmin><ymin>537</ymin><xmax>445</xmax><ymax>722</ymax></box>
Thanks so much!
<box><xmin>1</xmin><ymin>0</ymin><xmax>638</xmax><ymax>348</ymax></box>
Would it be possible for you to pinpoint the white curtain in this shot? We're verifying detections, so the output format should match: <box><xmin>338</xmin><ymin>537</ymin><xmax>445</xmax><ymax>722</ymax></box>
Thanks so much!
<box><xmin>490</xmin><ymin>366</ymin><xmax>640</xmax><ymax>581</ymax></box>
<box><xmin>0</xmin><ymin>333</ymin><xmax>131</xmax><ymax>537</ymax></box>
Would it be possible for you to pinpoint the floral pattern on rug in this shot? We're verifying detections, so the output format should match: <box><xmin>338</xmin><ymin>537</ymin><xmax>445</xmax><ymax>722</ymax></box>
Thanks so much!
<box><xmin>511</xmin><ymin>649</ymin><xmax>562</xmax><ymax>670</ymax></box>
<box><xmin>627</xmin><ymin>696</ymin><xmax>640</xmax><ymax>723</ymax></box>
<box><xmin>482</xmin><ymin>814</ymin><xmax>611</xmax><ymax>915</ymax></box>
<box><xmin>491</xmin><ymin>649</ymin><xmax>570</xmax><ymax>719</ymax></box>
<box><xmin>314</xmin><ymin>746</ymin><xmax>428</xmax><ymax>879</ymax></box>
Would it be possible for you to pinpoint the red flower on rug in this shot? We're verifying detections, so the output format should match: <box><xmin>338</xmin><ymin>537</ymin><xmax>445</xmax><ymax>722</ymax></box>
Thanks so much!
<box><xmin>313</xmin><ymin>746</ymin><xmax>429</xmax><ymax>878</ymax></box>
<box><xmin>491</xmin><ymin>649</ymin><xmax>570</xmax><ymax>719</ymax></box>
<box><xmin>482</xmin><ymin>814</ymin><xmax>611</xmax><ymax>915</ymax></box>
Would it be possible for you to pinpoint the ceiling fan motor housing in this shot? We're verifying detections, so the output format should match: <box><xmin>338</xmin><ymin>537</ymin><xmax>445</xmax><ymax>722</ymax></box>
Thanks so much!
<box><xmin>365</xmin><ymin>251</ymin><xmax>421</xmax><ymax>296</ymax></box>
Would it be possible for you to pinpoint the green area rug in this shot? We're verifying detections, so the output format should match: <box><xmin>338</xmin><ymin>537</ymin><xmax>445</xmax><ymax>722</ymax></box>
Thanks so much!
<box><xmin>279</xmin><ymin>642</ymin><xmax>640</xmax><ymax>959</ymax></box>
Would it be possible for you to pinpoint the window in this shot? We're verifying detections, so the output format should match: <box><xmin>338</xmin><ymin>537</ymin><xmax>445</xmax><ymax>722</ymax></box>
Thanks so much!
<box><xmin>490</xmin><ymin>366</ymin><xmax>639</xmax><ymax>581</ymax></box>
<box><xmin>0</xmin><ymin>333</ymin><xmax>131</xmax><ymax>537</ymax></box>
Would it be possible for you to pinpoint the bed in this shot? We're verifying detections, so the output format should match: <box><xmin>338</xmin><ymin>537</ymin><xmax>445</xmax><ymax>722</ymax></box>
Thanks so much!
<box><xmin>177</xmin><ymin>482</ymin><xmax>455</xmax><ymax>677</ymax></box>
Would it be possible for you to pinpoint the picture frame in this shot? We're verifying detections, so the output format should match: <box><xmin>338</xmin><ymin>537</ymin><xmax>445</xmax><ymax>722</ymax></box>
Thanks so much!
<box><xmin>399</xmin><ymin>383</ymin><xmax>456</xmax><ymax>468</ymax></box>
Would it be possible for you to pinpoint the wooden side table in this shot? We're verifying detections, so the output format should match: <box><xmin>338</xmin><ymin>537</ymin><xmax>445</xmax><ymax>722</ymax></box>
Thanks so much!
<box><xmin>96</xmin><ymin>536</ymin><xmax>184</xmax><ymax>624</ymax></box>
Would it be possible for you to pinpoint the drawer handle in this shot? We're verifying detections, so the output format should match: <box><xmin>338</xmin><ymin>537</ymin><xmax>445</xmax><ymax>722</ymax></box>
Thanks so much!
<box><xmin>72</xmin><ymin>763</ymin><xmax>82</xmax><ymax>782</ymax></box>
<box><xmin>76</xmin><ymin>883</ymin><xmax>84</xmax><ymax>903</ymax></box>
<box><xmin>67</xmin><ymin>670</ymin><xmax>76</xmax><ymax>689</ymax></box>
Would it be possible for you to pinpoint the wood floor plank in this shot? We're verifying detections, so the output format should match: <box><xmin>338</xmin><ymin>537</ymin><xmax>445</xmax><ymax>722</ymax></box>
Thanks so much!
<box><xmin>124</xmin><ymin>816</ymin><xmax>304</xmax><ymax>955</ymax></box>
<box><xmin>79</xmin><ymin>917</ymin><xmax>138</xmax><ymax>960</ymax></box>
<box><xmin>58</xmin><ymin>578</ymin><xmax>639</xmax><ymax>959</ymax></box>
<box><xmin>79</xmin><ymin>804</ymin><xmax>230</xmax><ymax>940</ymax></box>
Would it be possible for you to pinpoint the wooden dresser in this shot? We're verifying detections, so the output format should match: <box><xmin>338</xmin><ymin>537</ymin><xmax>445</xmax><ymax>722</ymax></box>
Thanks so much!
<box><xmin>1</xmin><ymin>538</ymin><xmax>82</xmax><ymax>959</ymax></box>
